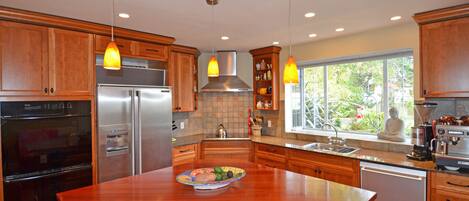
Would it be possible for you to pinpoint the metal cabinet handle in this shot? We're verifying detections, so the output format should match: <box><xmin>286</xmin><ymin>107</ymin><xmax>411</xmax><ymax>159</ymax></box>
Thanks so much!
<box><xmin>423</xmin><ymin>90</ymin><xmax>427</xmax><ymax>95</ymax></box>
<box><xmin>447</xmin><ymin>181</ymin><xmax>469</xmax><ymax>188</ymax></box>
<box><xmin>361</xmin><ymin>167</ymin><xmax>423</xmax><ymax>181</ymax></box>
<box><xmin>146</xmin><ymin>48</ymin><xmax>160</xmax><ymax>53</ymax></box>
<box><xmin>179</xmin><ymin>149</ymin><xmax>192</xmax><ymax>153</ymax></box>
<box><xmin>117</xmin><ymin>44</ymin><xmax>124</xmax><ymax>48</ymax></box>
<box><xmin>50</xmin><ymin>88</ymin><xmax>54</xmax><ymax>93</ymax></box>
<box><xmin>44</xmin><ymin>88</ymin><xmax>48</xmax><ymax>93</ymax></box>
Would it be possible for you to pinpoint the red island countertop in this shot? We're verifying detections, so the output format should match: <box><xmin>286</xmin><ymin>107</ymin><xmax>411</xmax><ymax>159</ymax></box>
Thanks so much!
<box><xmin>57</xmin><ymin>160</ymin><xmax>376</xmax><ymax>201</ymax></box>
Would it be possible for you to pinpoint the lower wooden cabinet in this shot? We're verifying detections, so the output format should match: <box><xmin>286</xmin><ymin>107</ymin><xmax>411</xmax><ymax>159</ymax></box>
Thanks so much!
<box><xmin>430</xmin><ymin>172</ymin><xmax>469</xmax><ymax>201</ymax></box>
<box><xmin>253</xmin><ymin>142</ymin><xmax>360</xmax><ymax>187</ymax></box>
<box><xmin>200</xmin><ymin>140</ymin><xmax>251</xmax><ymax>161</ymax></box>
<box><xmin>172</xmin><ymin>144</ymin><xmax>199</xmax><ymax>166</ymax></box>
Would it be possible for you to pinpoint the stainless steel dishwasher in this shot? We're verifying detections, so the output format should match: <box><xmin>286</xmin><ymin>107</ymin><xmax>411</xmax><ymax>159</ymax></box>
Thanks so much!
<box><xmin>360</xmin><ymin>161</ymin><xmax>427</xmax><ymax>201</ymax></box>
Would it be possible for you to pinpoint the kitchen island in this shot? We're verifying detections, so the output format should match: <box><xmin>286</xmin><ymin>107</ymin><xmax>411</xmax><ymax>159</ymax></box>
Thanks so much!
<box><xmin>57</xmin><ymin>160</ymin><xmax>376</xmax><ymax>201</ymax></box>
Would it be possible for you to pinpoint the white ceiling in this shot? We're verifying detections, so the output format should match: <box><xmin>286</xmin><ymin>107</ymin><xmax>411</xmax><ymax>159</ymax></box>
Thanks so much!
<box><xmin>0</xmin><ymin>0</ymin><xmax>467</xmax><ymax>51</ymax></box>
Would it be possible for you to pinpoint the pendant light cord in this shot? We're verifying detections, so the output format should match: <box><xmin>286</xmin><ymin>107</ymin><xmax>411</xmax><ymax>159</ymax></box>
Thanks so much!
<box><xmin>211</xmin><ymin>4</ymin><xmax>215</xmax><ymax>56</ymax></box>
<box><xmin>288</xmin><ymin>0</ymin><xmax>292</xmax><ymax>56</ymax></box>
<box><xmin>111</xmin><ymin>0</ymin><xmax>115</xmax><ymax>41</ymax></box>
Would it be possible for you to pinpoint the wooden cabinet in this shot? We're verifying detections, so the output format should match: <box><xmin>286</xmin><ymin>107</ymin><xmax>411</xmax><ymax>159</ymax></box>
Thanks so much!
<box><xmin>249</xmin><ymin>46</ymin><xmax>281</xmax><ymax>110</ymax></box>
<box><xmin>253</xmin><ymin>142</ymin><xmax>360</xmax><ymax>187</ymax></box>
<box><xmin>0</xmin><ymin>21</ymin><xmax>94</xmax><ymax>97</ymax></box>
<box><xmin>201</xmin><ymin>140</ymin><xmax>251</xmax><ymax>161</ymax></box>
<box><xmin>0</xmin><ymin>21</ymin><xmax>49</xmax><ymax>96</ymax></box>
<box><xmin>430</xmin><ymin>172</ymin><xmax>469</xmax><ymax>201</ymax></box>
<box><xmin>254</xmin><ymin>143</ymin><xmax>287</xmax><ymax>169</ymax></box>
<box><xmin>95</xmin><ymin>35</ymin><xmax>169</xmax><ymax>61</ymax></box>
<box><xmin>95</xmin><ymin>35</ymin><xmax>134</xmax><ymax>56</ymax></box>
<box><xmin>168</xmin><ymin>45</ymin><xmax>199</xmax><ymax>112</ymax></box>
<box><xmin>287</xmin><ymin>148</ymin><xmax>360</xmax><ymax>187</ymax></box>
<box><xmin>172</xmin><ymin>144</ymin><xmax>199</xmax><ymax>166</ymax></box>
<box><xmin>49</xmin><ymin>28</ymin><xmax>94</xmax><ymax>96</ymax></box>
<box><xmin>414</xmin><ymin>4</ymin><xmax>469</xmax><ymax>97</ymax></box>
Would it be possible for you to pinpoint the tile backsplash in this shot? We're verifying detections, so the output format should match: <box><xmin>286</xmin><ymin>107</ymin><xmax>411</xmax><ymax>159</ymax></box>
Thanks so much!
<box><xmin>425</xmin><ymin>98</ymin><xmax>469</xmax><ymax>122</ymax></box>
<box><xmin>172</xmin><ymin>92</ymin><xmax>253</xmax><ymax>138</ymax></box>
<box><xmin>201</xmin><ymin>92</ymin><xmax>253</xmax><ymax>138</ymax></box>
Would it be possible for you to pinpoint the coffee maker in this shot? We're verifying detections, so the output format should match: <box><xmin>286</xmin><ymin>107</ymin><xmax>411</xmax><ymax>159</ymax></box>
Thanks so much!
<box><xmin>407</xmin><ymin>102</ymin><xmax>437</xmax><ymax>161</ymax></box>
<box><xmin>434</xmin><ymin>123</ymin><xmax>469</xmax><ymax>171</ymax></box>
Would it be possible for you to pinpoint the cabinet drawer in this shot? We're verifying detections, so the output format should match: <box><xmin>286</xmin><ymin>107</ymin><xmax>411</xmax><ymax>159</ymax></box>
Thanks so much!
<box><xmin>255</xmin><ymin>152</ymin><xmax>286</xmax><ymax>169</ymax></box>
<box><xmin>95</xmin><ymin>35</ymin><xmax>134</xmax><ymax>56</ymax></box>
<box><xmin>432</xmin><ymin>172</ymin><xmax>469</xmax><ymax>194</ymax></box>
<box><xmin>136</xmin><ymin>42</ymin><xmax>168</xmax><ymax>61</ymax></box>
<box><xmin>172</xmin><ymin>144</ymin><xmax>198</xmax><ymax>166</ymax></box>
<box><xmin>434</xmin><ymin>189</ymin><xmax>469</xmax><ymax>201</ymax></box>
<box><xmin>287</xmin><ymin>160</ymin><xmax>319</xmax><ymax>177</ymax></box>
<box><xmin>256</xmin><ymin>143</ymin><xmax>286</xmax><ymax>157</ymax></box>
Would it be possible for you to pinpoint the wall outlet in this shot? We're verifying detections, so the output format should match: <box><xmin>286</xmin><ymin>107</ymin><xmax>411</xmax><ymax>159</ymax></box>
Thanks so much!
<box><xmin>267</xmin><ymin>120</ymin><xmax>272</xmax><ymax>128</ymax></box>
<box><xmin>180</xmin><ymin>122</ymin><xmax>185</xmax><ymax>130</ymax></box>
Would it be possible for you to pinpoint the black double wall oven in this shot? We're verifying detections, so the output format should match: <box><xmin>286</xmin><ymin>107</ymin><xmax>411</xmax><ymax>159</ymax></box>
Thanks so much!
<box><xmin>1</xmin><ymin>101</ymin><xmax>92</xmax><ymax>201</ymax></box>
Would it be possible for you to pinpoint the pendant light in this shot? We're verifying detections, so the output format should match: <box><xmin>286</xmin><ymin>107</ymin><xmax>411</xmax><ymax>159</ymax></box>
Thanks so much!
<box><xmin>103</xmin><ymin>0</ymin><xmax>121</xmax><ymax>70</ymax></box>
<box><xmin>207</xmin><ymin>0</ymin><xmax>219</xmax><ymax>77</ymax></box>
<box><xmin>283</xmin><ymin>0</ymin><xmax>299</xmax><ymax>84</ymax></box>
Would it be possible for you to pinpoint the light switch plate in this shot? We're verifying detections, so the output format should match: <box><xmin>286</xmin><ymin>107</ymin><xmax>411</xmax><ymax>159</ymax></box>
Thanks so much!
<box><xmin>267</xmin><ymin>120</ymin><xmax>272</xmax><ymax>128</ymax></box>
<box><xmin>180</xmin><ymin>122</ymin><xmax>185</xmax><ymax>130</ymax></box>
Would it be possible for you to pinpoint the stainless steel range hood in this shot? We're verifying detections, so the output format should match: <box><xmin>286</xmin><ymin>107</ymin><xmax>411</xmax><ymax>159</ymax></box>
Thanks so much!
<box><xmin>201</xmin><ymin>51</ymin><xmax>251</xmax><ymax>92</ymax></box>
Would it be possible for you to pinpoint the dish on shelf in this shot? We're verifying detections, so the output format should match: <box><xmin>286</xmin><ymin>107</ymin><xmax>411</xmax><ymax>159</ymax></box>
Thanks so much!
<box><xmin>176</xmin><ymin>166</ymin><xmax>246</xmax><ymax>190</ymax></box>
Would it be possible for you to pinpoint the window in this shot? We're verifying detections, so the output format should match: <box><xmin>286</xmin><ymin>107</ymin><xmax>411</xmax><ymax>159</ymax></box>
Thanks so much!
<box><xmin>285</xmin><ymin>51</ymin><xmax>414</xmax><ymax>136</ymax></box>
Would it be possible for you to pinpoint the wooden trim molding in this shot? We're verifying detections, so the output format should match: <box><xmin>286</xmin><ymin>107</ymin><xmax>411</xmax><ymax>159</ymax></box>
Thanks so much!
<box><xmin>0</xmin><ymin>6</ymin><xmax>175</xmax><ymax>45</ymax></box>
<box><xmin>249</xmin><ymin>46</ymin><xmax>282</xmax><ymax>56</ymax></box>
<box><xmin>171</xmin><ymin>44</ymin><xmax>200</xmax><ymax>56</ymax></box>
<box><xmin>413</xmin><ymin>4</ymin><xmax>469</xmax><ymax>24</ymax></box>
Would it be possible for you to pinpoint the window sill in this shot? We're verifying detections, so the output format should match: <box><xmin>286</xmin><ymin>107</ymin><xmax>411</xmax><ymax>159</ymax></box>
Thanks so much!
<box><xmin>286</xmin><ymin>129</ymin><xmax>412</xmax><ymax>146</ymax></box>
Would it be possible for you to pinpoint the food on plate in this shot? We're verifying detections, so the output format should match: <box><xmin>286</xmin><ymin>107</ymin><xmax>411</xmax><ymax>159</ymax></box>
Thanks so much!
<box><xmin>194</xmin><ymin>173</ymin><xmax>216</xmax><ymax>183</ymax></box>
<box><xmin>190</xmin><ymin>168</ymin><xmax>214</xmax><ymax>177</ymax></box>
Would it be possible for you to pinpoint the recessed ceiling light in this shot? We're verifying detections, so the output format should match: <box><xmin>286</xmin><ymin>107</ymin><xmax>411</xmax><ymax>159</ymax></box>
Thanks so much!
<box><xmin>272</xmin><ymin>41</ymin><xmax>280</xmax><ymax>45</ymax></box>
<box><xmin>308</xmin><ymin>33</ymin><xmax>317</xmax><ymax>38</ymax></box>
<box><xmin>304</xmin><ymin>12</ymin><xmax>316</xmax><ymax>18</ymax></box>
<box><xmin>390</xmin><ymin>16</ymin><xmax>402</xmax><ymax>21</ymax></box>
<box><xmin>118</xmin><ymin>13</ymin><xmax>130</xmax><ymax>18</ymax></box>
<box><xmin>335</xmin><ymin>28</ymin><xmax>345</xmax><ymax>32</ymax></box>
<box><xmin>221</xmin><ymin>36</ymin><xmax>229</xmax><ymax>40</ymax></box>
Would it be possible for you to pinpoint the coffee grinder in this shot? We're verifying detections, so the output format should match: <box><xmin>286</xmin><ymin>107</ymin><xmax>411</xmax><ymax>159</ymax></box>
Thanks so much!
<box><xmin>407</xmin><ymin>102</ymin><xmax>437</xmax><ymax>161</ymax></box>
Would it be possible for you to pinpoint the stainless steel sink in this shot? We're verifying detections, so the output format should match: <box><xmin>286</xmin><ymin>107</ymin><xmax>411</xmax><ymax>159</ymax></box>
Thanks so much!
<box><xmin>302</xmin><ymin>142</ymin><xmax>359</xmax><ymax>154</ymax></box>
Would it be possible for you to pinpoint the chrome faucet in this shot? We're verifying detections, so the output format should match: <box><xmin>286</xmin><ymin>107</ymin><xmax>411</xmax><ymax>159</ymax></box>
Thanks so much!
<box><xmin>323</xmin><ymin>123</ymin><xmax>346</xmax><ymax>146</ymax></box>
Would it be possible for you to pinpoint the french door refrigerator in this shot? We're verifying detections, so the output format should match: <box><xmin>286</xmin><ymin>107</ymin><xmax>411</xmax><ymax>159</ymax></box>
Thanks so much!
<box><xmin>97</xmin><ymin>85</ymin><xmax>172</xmax><ymax>182</ymax></box>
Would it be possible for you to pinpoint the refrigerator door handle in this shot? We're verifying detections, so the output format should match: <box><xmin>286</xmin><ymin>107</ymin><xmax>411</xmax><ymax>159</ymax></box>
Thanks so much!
<box><xmin>130</xmin><ymin>89</ymin><xmax>136</xmax><ymax>176</ymax></box>
<box><xmin>135</xmin><ymin>90</ymin><xmax>143</xmax><ymax>175</ymax></box>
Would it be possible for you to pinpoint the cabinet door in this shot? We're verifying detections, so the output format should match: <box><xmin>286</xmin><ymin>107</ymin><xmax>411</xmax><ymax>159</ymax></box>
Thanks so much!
<box><xmin>287</xmin><ymin>160</ymin><xmax>319</xmax><ymax>178</ymax></box>
<box><xmin>49</xmin><ymin>28</ymin><xmax>94</xmax><ymax>96</ymax></box>
<box><xmin>136</xmin><ymin>42</ymin><xmax>168</xmax><ymax>61</ymax></box>
<box><xmin>434</xmin><ymin>190</ymin><xmax>469</xmax><ymax>201</ymax></box>
<box><xmin>421</xmin><ymin>18</ymin><xmax>469</xmax><ymax>97</ymax></box>
<box><xmin>176</xmin><ymin>52</ymin><xmax>195</xmax><ymax>112</ymax></box>
<box><xmin>0</xmin><ymin>21</ymin><xmax>49</xmax><ymax>96</ymax></box>
<box><xmin>318</xmin><ymin>164</ymin><xmax>359</xmax><ymax>187</ymax></box>
<box><xmin>168</xmin><ymin>52</ymin><xmax>179</xmax><ymax>111</ymax></box>
<box><xmin>95</xmin><ymin>35</ymin><xmax>135</xmax><ymax>56</ymax></box>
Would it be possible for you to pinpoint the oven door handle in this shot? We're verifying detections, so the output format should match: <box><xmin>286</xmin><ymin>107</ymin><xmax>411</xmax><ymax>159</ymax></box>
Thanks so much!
<box><xmin>1</xmin><ymin>114</ymin><xmax>90</xmax><ymax>120</ymax></box>
<box><xmin>4</xmin><ymin>166</ymin><xmax>91</xmax><ymax>183</ymax></box>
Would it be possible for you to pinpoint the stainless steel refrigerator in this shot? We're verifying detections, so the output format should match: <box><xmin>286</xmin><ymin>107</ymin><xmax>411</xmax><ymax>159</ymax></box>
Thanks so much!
<box><xmin>97</xmin><ymin>85</ymin><xmax>172</xmax><ymax>182</ymax></box>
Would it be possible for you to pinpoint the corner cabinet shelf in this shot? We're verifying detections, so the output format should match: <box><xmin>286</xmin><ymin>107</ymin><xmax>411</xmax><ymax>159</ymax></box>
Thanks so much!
<box><xmin>249</xmin><ymin>46</ymin><xmax>281</xmax><ymax>111</ymax></box>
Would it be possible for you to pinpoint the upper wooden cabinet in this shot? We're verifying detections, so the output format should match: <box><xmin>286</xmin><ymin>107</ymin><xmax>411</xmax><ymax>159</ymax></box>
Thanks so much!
<box><xmin>49</xmin><ymin>28</ymin><xmax>94</xmax><ymax>96</ymax></box>
<box><xmin>0</xmin><ymin>21</ymin><xmax>94</xmax><ymax>97</ymax></box>
<box><xmin>95</xmin><ymin>35</ymin><xmax>169</xmax><ymax>62</ymax></box>
<box><xmin>168</xmin><ymin>45</ymin><xmax>199</xmax><ymax>112</ymax></box>
<box><xmin>0</xmin><ymin>21</ymin><xmax>49</xmax><ymax>96</ymax></box>
<box><xmin>249</xmin><ymin>46</ymin><xmax>281</xmax><ymax>110</ymax></box>
<box><xmin>414</xmin><ymin>4</ymin><xmax>469</xmax><ymax>97</ymax></box>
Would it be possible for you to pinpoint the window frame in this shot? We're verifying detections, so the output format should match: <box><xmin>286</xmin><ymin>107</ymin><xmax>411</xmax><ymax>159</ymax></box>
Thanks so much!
<box><xmin>290</xmin><ymin>49</ymin><xmax>414</xmax><ymax>136</ymax></box>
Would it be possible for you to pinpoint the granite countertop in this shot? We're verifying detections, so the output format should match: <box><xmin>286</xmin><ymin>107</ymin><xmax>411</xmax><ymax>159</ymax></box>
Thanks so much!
<box><xmin>173</xmin><ymin>134</ymin><xmax>467</xmax><ymax>176</ymax></box>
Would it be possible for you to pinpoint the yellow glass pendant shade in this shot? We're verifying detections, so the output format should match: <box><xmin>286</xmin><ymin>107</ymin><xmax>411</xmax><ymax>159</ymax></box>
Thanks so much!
<box><xmin>103</xmin><ymin>41</ymin><xmax>121</xmax><ymax>70</ymax></box>
<box><xmin>283</xmin><ymin>56</ymin><xmax>299</xmax><ymax>84</ymax></box>
<box><xmin>207</xmin><ymin>55</ymin><xmax>220</xmax><ymax>77</ymax></box>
